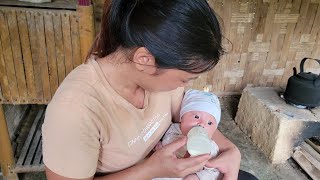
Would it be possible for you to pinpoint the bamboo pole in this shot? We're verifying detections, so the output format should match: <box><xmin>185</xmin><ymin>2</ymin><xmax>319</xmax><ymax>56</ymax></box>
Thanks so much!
<box><xmin>0</xmin><ymin>105</ymin><xmax>18</xmax><ymax>179</ymax></box>
<box><xmin>306</xmin><ymin>139</ymin><xmax>320</xmax><ymax>154</ymax></box>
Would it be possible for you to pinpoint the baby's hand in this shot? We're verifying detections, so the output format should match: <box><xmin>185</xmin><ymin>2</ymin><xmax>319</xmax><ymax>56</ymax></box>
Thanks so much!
<box><xmin>183</xmin><ymin>174</ymin><xmax>200</xmax><ymax>180</ymax></box>
<box><xmin>154</xmin><ymin>142</ymin><xmax>163</xmax><ymax>151</ymax></box>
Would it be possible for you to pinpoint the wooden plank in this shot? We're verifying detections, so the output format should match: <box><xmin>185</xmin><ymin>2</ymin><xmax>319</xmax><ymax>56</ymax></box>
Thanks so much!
<box><xmin>27</xmin><ymin>11</ymin><xmax>43</xmax><ymax>103</ymax></box>
<box><xmin>24</xmin><ymin>129</ymin><xmax>41</xmax><ymax>166</ymax></box>
<box><xmin>14</xmin><ymin>164</ymin><xmax>45</xmax><ymax>173</ymax></box>
<box><xmin>306</xmin><ymin>139</ymin><xmax>320</xmax><ymax>154</ymax></box>
<box><xmin>0</xmin><ymin>0</ymin><xmax>76</xmax><ymax>10</ymax></box>
<box><xmin>70</xmin><ymin>13</ymin><xmax>82</xmax><ymax>68</ymax></box>
<box><xmin>53</xmin><ymin>13</ymin><xmax>66</xmax><ymax>85</ymax></box>
<box><xmin>61</xmin><ymin>13</ymin><xmax>74</xmax><ymax>76</ymax></box>
<box><xmin>0</xmin><ymin>30</ymin><xmax>11</xmax><ymax>103</ymax></box>
<box><xmin>44</xmin><ymin>12</ymin><xmax>59</xmax><ymax>98</ymax></box>
<box><xmin>5</xmin><ymin>105</ymin><xmax>29</xmax><ymax>140</ymax></box>
<box><xmin>34</xmin><ymin>140</ymin><xmax>42</xmax><ymax>165</ymax></box>
<box><xmin>16</xmin><ymin>109</ymin><xmax>44</xmax><ymax>166</ymax></box>
<box><xmin>293</xmin><ymin>148</ymin><xmax>320</xmax><ymax>180</ymax></box>
<box><xmin>17</xmin><ymin>10</ymin><xmax>37</xmax><ymax>103</ymax></box>
<box><xmin>6</xmin><ymin>10</ymin><xmax>28</xmax><ymax>103</ymax></box>
<box><xmin>301</xmin><ymin>142</ymin><xmax>320</xmax><ymax>162</ymax></box>
<box><xmin>0</xmin><ymin>10</ymin><xmax>19</xmax><ymax>103</ymax></box>
<box><xmin>0</xmin><ymin>105</ymin><xmax>15</xmax><ymax>176</ymax></box>
<box><xmin>35</xmin><ymin>12</ymin><xmax>51</xmax><ymax>103</ymax></box>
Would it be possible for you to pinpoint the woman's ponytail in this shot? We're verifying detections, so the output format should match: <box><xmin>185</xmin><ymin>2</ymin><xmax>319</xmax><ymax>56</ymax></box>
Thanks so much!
<box><xmin>89</xmin><ymin>0</ymin><xmax>138</xmax><ymax>58</ymax></box>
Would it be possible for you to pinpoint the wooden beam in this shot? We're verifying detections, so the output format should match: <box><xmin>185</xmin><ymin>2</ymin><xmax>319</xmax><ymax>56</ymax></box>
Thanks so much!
<box><xmin>293</xmin><ymin>145</ymin><xmax>320</xmax><ymax>180</ymax></box>
<box><xmin>0</xmin><ymin>104</ymin><xmax>18</xmax><ymax>179</ymax></box>
<box><xmin>306</xmin><ymin>139</ymin><xmax>320</xmax><ymax>154</ymax></box>
<box><xmin>0</xmin><ymin>0</ymin><xmax>76</xmax><ymax>10</ymax></box>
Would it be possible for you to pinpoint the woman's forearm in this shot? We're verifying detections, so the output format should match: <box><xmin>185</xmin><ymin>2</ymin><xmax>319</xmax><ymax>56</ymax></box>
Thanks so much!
<box><xmin>212</xmin><ymin>130</ymin><xmax>240</xmax><ymax>153</ymax></box>
<box><xmin>209</xmin><ymin>129</ymin><xmax>241</xmax><ymax>180</ymax></box>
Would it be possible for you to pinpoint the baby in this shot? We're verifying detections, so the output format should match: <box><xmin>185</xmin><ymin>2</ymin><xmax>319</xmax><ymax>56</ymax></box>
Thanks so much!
<box><xmin>154</xmin><ymin>89</ymin><xmax>222</xmax><ymax>180</ymax></box>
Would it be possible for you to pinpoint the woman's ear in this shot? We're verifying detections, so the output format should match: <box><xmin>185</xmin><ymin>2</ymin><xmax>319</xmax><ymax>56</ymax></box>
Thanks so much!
<box><xmin>132</xmin><ymin>47</ymin><xmax>157</xmax><ymax>74</ymax></box>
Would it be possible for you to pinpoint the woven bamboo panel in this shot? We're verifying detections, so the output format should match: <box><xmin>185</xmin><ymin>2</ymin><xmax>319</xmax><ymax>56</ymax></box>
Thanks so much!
<box><xmin>0</xmin><ymin>7</ymin><xmax>82</xmax><ymax>104</ymax></box>
<box><xmin>91</xmin><ymin>0</ymin><xmax>320</xmax><ymax>94</ymax></box>
<box><xmin>191</xmin><ymin>0</ymin><xmax>320</xmax><ymax>94</ymax></box>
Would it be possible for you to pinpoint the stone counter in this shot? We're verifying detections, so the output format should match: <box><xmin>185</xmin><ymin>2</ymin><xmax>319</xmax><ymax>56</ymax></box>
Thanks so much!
<box><xmin>235</xmin><ymin>87</ymin><xmax>320</xmax><ymax>164</ymax></box>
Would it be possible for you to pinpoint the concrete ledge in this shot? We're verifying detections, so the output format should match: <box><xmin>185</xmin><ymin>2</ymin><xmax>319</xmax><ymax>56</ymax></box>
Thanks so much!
<box><xmin>235</xmin><ymin>87</ymin><xmax>320</xmax><ymax>164</ymax></box>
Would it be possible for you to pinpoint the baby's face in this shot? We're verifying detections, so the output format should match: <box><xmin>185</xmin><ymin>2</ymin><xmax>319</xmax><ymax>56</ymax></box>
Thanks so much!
<box><xmin>180</xmin><ymin>111</ymin><xmax>217</xmax><ymax>138</ymax></box>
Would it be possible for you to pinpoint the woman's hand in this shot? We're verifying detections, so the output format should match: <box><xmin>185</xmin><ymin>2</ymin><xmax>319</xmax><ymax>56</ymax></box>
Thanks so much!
<box><xmin>205</xmin><ymin>130</ymin><xmax>241</xmax><ymax>180</ymax></box>
<box><xmin>205</xmin><ymin>146</ymin><xmax>241</xmax><ymax>180</ymax></box>
<box><xmin>145</xmin><ymin>137</ymin><xmax>211</xmax><ymax>179</ymax></box>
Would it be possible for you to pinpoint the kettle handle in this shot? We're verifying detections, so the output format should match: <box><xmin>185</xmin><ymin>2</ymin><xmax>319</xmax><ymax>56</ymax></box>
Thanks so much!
<box><xmin>300</xmin><ymin>57</ymin><xmax>320</xmax><ymax>73</ymax></box>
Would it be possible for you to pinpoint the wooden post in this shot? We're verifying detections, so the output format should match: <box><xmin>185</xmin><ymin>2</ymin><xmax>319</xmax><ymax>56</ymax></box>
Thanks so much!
<box><xmin>0</xmin><ymin>105</ymin><xmax>18</xmax><ymax>179</ymax></box>
<box><xmin>78</xmin><ymin>1</ymin><xmax>95</xmax><ymax>63</ymax></box>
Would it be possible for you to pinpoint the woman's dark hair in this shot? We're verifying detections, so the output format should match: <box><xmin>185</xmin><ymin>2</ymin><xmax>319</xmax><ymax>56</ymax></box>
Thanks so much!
<box><xmin>90</xmin><ymin>0</ymin><xmax>224</xmax><ymax>73</ymax></box>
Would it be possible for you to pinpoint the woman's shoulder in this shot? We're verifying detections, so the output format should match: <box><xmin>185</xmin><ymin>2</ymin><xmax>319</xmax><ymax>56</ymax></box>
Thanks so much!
<box><xmin>51</xmin><ymin>60</ymin><xmax>106</xmax><ymax>103</ymax></box>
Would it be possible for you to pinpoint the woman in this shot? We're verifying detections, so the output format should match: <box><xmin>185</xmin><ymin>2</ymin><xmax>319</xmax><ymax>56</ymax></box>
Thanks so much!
<box><xmin>42</xmin><ymin>0</ymin><xmax>243</xmax><ymax>179</ymax></box>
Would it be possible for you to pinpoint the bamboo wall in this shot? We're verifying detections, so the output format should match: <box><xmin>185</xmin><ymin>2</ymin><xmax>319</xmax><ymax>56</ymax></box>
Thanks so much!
<box><xmin>0</xmin><ymin>7</ymin><xmax>81</xmax><ymax>104</ymax></box>
<box><xmin>202</xmin><ymin>0</ymin><xmax>320</xmax><ymax>94</ymax></box>
<box><xmin>93</xmin><ymin>0</ymin><xmax>320</xmax><ymax>94</ymax></box>
<box><xmin>1</xmin><ymin>0</ymin><xmax>319</xmax><ymax>105</ymax></box>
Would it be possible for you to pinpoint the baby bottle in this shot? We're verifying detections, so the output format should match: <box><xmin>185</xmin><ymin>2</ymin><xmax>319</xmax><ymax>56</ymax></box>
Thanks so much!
<box><xmin>187</xmin><ymin>125</ymin><xmax>212</xmax><ymax>157</ymax></box>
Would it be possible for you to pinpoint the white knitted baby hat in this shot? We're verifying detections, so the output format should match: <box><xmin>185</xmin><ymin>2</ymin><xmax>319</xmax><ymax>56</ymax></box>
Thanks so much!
<box><xmin>180</xmin><ymin>89</ymin><xmax>221</xmax><ymax>125</ymax></box>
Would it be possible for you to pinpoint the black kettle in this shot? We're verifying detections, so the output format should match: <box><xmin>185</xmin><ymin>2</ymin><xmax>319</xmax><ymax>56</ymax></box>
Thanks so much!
<box><xmin>284</xmin><ymin>57</ymin><xmax>320</xmax><ymax>108</ymax></box>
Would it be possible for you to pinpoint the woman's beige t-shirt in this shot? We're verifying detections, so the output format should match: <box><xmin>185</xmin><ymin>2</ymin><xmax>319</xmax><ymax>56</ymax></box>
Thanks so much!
<box><xmin>42</xmin><ymin>58</ymin><xmax>183</xmax><ymax>179</ymax></box>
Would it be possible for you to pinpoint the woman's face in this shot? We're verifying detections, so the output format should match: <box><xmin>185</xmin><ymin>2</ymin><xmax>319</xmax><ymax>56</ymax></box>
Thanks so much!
<box><xmin>180</xmin><ymin>111</ymin><xmax>217</xmax><ymax>138</ymax></box>
<box><xmin>139</xmin><ymin>68</ymin><xmax>200</xmax><ymax>92</ymax></box>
